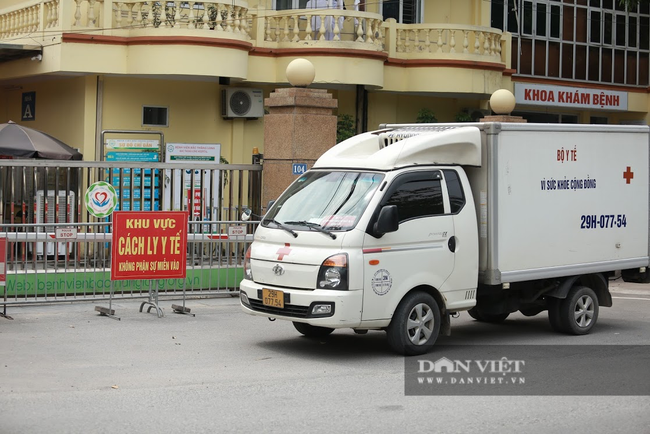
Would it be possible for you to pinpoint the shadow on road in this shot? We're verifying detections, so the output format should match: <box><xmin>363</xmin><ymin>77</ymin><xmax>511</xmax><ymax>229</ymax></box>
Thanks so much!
<box><xmin>256</xmin><ymin>330</ymin><xmax>396</xmax><ymax>360</ymax></box>
<box><xmin>254</xmin><ymin>311</ymin><xmax>640</xmax><ymax>359</ymax></box>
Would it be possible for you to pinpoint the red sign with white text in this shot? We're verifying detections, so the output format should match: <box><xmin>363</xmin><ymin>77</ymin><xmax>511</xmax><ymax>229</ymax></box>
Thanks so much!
<box><xmin>514</xmin><ymin>83</ymin><xmax>628</xmax><ymax>111</ymax></box>
<box><xmin>111</xmin><ymin>211</ymin><xmax>188</xmax><ymax>281</ymax></box>
<box><xmin>187</xmin><ymin>188</ymin><xmax>205</xmax><ymax>217</ymax></box>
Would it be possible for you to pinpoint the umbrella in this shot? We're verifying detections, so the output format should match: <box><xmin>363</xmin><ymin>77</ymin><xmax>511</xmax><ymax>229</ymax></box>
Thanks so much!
<box><xmin>0</xmin><ymin>120</ymin><xmax>82</xmax><ymax>160</ymax></box>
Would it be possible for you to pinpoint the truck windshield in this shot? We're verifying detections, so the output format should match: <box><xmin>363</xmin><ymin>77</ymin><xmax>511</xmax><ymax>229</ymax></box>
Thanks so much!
<box><xmin>264</xmin><ymin>171</ymin><xmax>384</xmax><ymax>232</ymax></box>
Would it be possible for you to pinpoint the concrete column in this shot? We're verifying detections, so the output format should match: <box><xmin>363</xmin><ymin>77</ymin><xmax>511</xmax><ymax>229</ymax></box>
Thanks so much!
<box><xmin>262</xmin><ymin>87</ymin><xmax>338</xmax><ymax>208</ymax></box>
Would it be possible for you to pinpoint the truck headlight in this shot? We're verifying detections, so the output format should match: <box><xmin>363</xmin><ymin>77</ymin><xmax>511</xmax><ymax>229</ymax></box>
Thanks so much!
<box><xmin>317</xmin><ymin>253</ymin><xmax>348</xmax><ymax>290</ymax></box>
<box><xmin>244</xmin><ymin>246</ymin><xmax>253</xmax><ymax>281</ymax></box>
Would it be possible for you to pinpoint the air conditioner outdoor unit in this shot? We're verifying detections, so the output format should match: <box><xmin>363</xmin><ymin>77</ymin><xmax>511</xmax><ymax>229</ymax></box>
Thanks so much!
<box><xmin>221</xmin><ymin>88</ymin><xmax>264</xmax><ymax>119</ymax></box>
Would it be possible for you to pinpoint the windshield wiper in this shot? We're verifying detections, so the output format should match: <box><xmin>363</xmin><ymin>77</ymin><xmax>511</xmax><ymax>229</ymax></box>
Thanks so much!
<box><xmin>284</xmin><ymin>221</ymin><xmax>337</xmax><ymax>240</ymax></box>
<box><xmin>263</xmin><ymin>218</ymin><xmax>298</xmax><ymax>238</ymax></box>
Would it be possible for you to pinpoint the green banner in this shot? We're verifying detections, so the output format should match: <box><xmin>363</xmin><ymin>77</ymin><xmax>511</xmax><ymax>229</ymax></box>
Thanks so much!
<box><xmin>5</xmin><ymin>267</ymin><xmax>243</xmax><ymax>297</ymax></box>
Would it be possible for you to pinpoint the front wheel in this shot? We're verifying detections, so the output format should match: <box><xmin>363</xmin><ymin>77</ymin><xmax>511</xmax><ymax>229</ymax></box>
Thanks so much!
<box><xmin>292</xmin><ymin>322</ymin><xmax>334</xmax><ymax>338</ymax></box>
<box><xmin>387</xmin><ymin>291</ymin><xmax>441</xmax><ymax>356</ymax></box>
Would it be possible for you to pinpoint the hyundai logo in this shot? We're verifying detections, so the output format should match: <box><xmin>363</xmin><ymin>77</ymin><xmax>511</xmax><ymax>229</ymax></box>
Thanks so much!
<box><xmin>272</xmin><ymin>264</ymin><xmax>285</xmax><ymax>276</ymax></box>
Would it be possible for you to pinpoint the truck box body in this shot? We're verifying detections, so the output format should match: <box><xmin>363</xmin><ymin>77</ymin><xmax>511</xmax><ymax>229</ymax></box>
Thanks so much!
<box><xmin>463</xmin><ymin>123</ymin><xmax>650</xmax><ymax>285</ymax></box>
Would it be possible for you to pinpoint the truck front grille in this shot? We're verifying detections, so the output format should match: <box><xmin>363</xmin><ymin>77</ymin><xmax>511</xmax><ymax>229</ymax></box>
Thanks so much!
<box><xmin>248</xmin><ymin>299</ymin><xmax>310</xmax><ymax>318</ymax></box>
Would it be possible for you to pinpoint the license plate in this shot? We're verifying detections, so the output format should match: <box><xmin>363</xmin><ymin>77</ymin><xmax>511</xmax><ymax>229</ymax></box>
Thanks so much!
<box><xmin>262</xmin><ymin>288</ymin><xmax>284</xmax><ymax>309</ymax></box>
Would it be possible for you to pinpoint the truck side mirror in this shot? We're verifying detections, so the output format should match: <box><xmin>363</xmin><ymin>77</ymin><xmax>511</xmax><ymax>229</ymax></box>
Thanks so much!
<box><xmin>241</xmin><ymin>208</ymin><xmax>252</xmax><ymax>221</ymax></box>
<box><xmin>374</xmin><ymin>205</ymin><xmax>399</xmax><ymax>237</ymax></box>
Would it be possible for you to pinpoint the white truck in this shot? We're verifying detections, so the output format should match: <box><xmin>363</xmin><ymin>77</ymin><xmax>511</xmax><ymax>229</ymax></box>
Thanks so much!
<box><xmin>240</xmin><ymin>122</ymin><xmax>650</xmax><ymax>355</ymax></box>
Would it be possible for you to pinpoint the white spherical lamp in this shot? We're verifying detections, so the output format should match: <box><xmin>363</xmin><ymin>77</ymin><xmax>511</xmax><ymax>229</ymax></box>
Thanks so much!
<box><xmin>286</xmin><ymin>58</ymin><xmax>315</xmax><ymax>87</ymax></box>
<box><xmin>490</xmin><ymin>89</ymin><xmax>516</xmax><ymax>115</ymax></box>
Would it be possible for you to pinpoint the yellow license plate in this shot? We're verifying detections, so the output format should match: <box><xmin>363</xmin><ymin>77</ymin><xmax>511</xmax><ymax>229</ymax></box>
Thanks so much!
<box><xmin>262</xmin><ymin>288</ymin><xmax>284</xmax><ymax>309</ymax></box>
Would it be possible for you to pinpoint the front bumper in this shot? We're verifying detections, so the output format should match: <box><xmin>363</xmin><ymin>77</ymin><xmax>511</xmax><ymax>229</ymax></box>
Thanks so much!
<box><xmin>239</xmin><ymin>279</ymin><xmax>363</xmax><ymax>328</ymax></box>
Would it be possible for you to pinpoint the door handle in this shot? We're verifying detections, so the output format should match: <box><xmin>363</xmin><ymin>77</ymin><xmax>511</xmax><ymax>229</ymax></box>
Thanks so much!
<box><xmin>448</xmin><ymin>236</ymin><xmax>456</xmax><ymax>253</ymax></box>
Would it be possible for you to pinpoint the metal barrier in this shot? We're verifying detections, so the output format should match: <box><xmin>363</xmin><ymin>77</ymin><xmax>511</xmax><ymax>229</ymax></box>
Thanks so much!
<box><xmin>0</xmin><ymin>159</ymin><xmax>264</xmax><ymax>307</ymax></box>
<box><xmin>0</xmin><ymin>220</ymin><xmax>258</xmax><ymax>306</ymax></box>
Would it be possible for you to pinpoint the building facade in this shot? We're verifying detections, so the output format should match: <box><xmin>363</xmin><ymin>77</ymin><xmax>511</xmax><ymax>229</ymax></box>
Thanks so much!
<box><xmin>0</xmin><ymin>0</ymin><xmax>648</xmax><ymax>163</ymax></box>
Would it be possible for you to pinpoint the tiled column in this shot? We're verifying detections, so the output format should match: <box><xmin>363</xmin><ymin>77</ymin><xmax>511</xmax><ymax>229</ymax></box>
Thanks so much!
<box><xmin>262</xmin><ymin>87</ymin><xmax>338</xmax><ymax>208</ymax></box>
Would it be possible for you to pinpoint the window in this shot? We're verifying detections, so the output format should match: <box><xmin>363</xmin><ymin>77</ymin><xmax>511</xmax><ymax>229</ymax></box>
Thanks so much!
<box><xmin>523</xmin><ymin>1</ymin><xmax>533</xmax><ymax>35</ymax></box>
<box><xmin>492</xmin><ymin>0</ymin><xmax>650</xmax><ymax>86</ymax></box>
<box><xmin>382</xmin><ymin>0</ymin><xmax>420</xmax><ymax>24</ymax></box>
<box><xmin>491</xmin><ymin>0</ymin><xmax>505</xmax><ymax>29</ymax></box>
<box><xmin>274</xmin><ymin>0</ymin><xmax>311</xmax><ymax>9</ymax></box>
<box><xmin>384</xmin><ymin>172</ymin><xmax>444</xmax><ymax>223</ymax></box>
<box><xmin>551</xmin><ymin>4</ymin><xmax>561</xmax><ymax>38</ymax></box>
<box><xmin>536</xmin><ymin>2</ymin><xmax>547</xmax><ymax>37</ymax></box>
<box><xmin>265</xmin><ymin>171</ymin><xmax>384</xmax><ymax>231</ymax></box>
<box><xmin>590</xmin><ymin>10</ymin><xmax>601</xmax><ymax>43</ymax></box>
<box><xmin>442</xmin><ymin>170</ymin><xmax>466</xmax><ymax>213</ymax></box>
<box><xmin>142</xmin><ymin>106</ymin><xmax>168</xmax><ymax>127</ymax></box>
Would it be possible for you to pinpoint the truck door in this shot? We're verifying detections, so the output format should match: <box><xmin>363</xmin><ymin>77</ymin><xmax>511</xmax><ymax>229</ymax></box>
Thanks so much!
<box><xmin>361</xmin><ymin>170</ymin><xmax>455</xmax><ymax>321</ymax></box>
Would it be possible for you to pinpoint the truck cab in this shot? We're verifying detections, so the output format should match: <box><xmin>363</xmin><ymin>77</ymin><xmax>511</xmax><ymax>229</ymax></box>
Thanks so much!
<box><xmin>240</xmin><ymin>126</ymin><xmax>482</xmax><ymax>355</ymax></box>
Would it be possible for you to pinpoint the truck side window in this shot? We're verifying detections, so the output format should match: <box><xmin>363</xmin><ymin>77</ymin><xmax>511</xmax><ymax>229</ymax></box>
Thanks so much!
<box><xmin>384</xmin><ymin>175</ymin><xmax>444</xmax><ymax>223</ymax></box>
<box><xmin>442</xmin><ymin>169</ymin><xmax>466</xmax><ymax>213</ymax></box>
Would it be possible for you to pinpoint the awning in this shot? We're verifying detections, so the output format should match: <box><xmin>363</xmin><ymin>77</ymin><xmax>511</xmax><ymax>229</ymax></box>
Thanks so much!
<box><xmin>0</xmin><ymin>43</ymin><xmax>42</xmax><ymax>63</ymax></box>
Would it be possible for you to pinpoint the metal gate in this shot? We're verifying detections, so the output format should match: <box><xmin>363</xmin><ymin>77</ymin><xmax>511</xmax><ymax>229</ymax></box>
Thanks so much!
<box><xmin>0</xmin><ymin>159</ymin><xmax>263</xmax><ymax>306</ymax></box>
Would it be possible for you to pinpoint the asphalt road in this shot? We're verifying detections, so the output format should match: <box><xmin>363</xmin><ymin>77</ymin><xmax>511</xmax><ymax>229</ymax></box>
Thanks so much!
<box><xmin>1</xmin><ymin>279</ymin><xmax>649</xmax><ymax>434</ymax></box>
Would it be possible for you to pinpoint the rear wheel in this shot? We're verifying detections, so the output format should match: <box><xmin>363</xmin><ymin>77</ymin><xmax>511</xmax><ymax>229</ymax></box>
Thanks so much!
<box><xmin>559</xmin><ymin>286</ymin><xmax>599</xmax><ymax>335</ymax></box>
<box><xmin>387</xmin><ymin>292</ymin><xmax>441</xmax><ymax>356</ymax></box>
<box><xmin>292</xmin><ymin>322</ymin><xmax>334</xmax><ymax>338</ymax></box>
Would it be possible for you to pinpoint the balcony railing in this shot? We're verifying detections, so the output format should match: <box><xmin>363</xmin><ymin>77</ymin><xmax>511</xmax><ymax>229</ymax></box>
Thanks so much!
<box><xmin>250</xmin><ymin>8</ymin><xmax>384</xmax><ymax>50</ymax></box>
<box><xmin>384</xmin><ymin>21</ymin><xmax>503</xmax><ymax>62</ymax></box>
<box><xmin>0</xmin><ymin>0</ymin><xmax>61</xmax><ymax>37</ymax></box>
<box><xmin>0</xmin><ymin>0</ymin><xmax>507</xmax><ymax>65</ymax></box>
<box><xmin>0</xmin><ymin>0</ymin><xmax>251</xmax><ymax>39</ymax></box>
<box><xmin>111</xmin><ymin>1</ymin><xmax>250</xmax><ymax>36</ymax></box>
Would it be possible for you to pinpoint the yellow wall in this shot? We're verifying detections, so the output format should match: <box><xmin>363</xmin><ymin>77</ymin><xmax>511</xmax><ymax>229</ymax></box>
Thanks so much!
<box><xmin>0</xmin><ymin>76</ymin><xmax>89</xmax><ymax>154</ymax></box>
<box><xmin>333</xmin><ymin>89</ymin><xmax>356</xmax><ymax>118</ymax></box>
<box><xmin>101</xmin><ymin>77</ymin><xmax>268</xmax><ymax>164</ymax></box>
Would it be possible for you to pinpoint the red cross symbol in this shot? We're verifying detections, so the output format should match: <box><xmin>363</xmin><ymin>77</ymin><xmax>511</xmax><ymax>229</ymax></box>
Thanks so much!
<box><xmin>276</xmin><ymin>243</ymin><xmax>292</xmax><ymax>260</ymax></box>
<box><xmin>623</xmin><ymin>166</ymin><xmax>634</xmax><ymax>184</ymax></box>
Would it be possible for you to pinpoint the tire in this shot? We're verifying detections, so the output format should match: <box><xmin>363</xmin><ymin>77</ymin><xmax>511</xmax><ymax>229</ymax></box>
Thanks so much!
<box><xmin>547</xmin><ymin>297</ymin><xmax>564</xmax><ymax>333</ymax></box>
<box><xmin>468</xmin><ymin>307</ymin><xmax>509</xmax><ymax>323</ymax></box>
<box><xmin>468</xmin><ymin>307</ymin><xmax>483</xmax><ymax>321</ymax></box>
<box><xmin>558</xmin><ymin>286</ymin><xmax>599</xmax><ymax>335</ymax></box>
<box><xmin>292</xmin><ymin>322</ymin><xmax>334</xmax><ymax>338</ymax></box>
<box><xmin>387</xmin><ymin>292</ymin><xmax>441</xmax><ymax>356</ymax></box>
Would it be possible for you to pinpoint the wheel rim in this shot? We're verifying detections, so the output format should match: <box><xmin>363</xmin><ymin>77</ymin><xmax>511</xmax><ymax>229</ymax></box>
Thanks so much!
<box><xmin>407</xmin><ymin>303</ymin><xmax>435</xmax><ymax>345</ymax></box>
<box><xmin>574</xmin><ymin>295</ymin><xmax>595</xmax><ymax>328</ymax></box>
